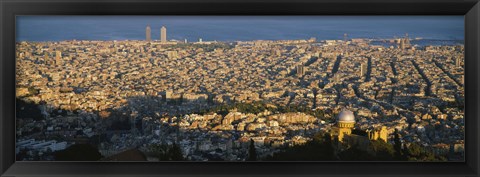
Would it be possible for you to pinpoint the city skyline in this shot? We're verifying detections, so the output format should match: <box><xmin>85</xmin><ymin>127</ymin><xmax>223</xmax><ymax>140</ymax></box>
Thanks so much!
<box><xmin>16</xmin><ymin>16</ymin><xmax>464</xmax><ymax>42</ymax></box>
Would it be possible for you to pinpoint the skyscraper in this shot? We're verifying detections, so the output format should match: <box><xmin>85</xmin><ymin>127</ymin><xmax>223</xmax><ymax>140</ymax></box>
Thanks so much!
<box><xmin>55</xmin><ymin>51</ymin><xmax>62</xmax><ymax>65</ymax></box>
<box><xmin>404</xmin><ymin>33</ymin><xmax>411</xmax><ymax>47</ymax></box>
<box><xmin>398</xmin><ymin>39</ymin><xmax>405</xmax><ymax>50</ymax></box>
<box><xmin>398</xmin><ymin>33</ymin><xmax>410</xmax><ymax>50</ymax></box>
<box><xmin>146</xmin><ymin>25</ymin><xmax>151</xmax><ymax>41</ymax></box>
<box><xmin>160</xmin><ymin>26</ymin><xmax>167</xmax><ymax>43</ymax></box>
<box><xmin>360</xmin><ymin>63</ymin><xmax>367</xmax><ymax>77</ymax></box>
<box><xmin>344</xmin><ymin>33</ymin><xmax>349</xmax><ymax>57</ymax></box>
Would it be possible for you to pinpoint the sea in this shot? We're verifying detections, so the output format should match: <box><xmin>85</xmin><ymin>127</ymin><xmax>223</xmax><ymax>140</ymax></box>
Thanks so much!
<box><xmin>16</xmin><ymin>16</ymin><xmax>464</xmax><ymax>46</ymax></box>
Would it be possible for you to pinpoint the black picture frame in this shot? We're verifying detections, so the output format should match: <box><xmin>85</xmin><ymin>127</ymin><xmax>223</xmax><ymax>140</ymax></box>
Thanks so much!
<box><xmin>1</xmin><ymin>0</ymin><xmax>479</xmax><ymax>176</ymax></box>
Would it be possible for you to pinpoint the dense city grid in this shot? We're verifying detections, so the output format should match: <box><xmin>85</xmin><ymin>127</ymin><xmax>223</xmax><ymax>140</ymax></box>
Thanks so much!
<box><xmin>15</xmin><ymin>34</ymin><xmax>464</xmax><ymax>161</ymax></box>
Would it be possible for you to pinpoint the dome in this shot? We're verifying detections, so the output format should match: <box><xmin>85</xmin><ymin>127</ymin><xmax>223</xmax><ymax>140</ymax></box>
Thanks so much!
<box><xmin>338</xmin><ymin>109</ymin><xmax>355</xmax><ymax>123</ymax></box>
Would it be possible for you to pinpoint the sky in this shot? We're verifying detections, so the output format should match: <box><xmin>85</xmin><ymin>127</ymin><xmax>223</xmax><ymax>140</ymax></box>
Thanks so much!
<box><xmin>16</xmin><ymin>16</ymin><xmax>464</xmax><ymax>42</ymax></box>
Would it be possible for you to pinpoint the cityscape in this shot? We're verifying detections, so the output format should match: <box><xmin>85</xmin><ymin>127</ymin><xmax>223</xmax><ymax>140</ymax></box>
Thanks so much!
<box><xmin>15</xmin><ymin>16</ymin><xmax>464</xmax><ymax>161</ymax></box>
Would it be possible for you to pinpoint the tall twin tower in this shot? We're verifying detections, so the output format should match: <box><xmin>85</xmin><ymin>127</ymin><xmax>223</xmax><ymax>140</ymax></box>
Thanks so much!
<box><xmin>145</xmin><ymin>25</ymin><xmax>167</xmax><ymax>42</ymax></box>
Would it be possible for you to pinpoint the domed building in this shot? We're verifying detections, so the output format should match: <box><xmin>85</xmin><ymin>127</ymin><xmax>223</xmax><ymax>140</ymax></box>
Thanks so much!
<box><xmin>338</xmin><ymin>109</ymin><xmax>355</xmax><ymax>125</ymax></box>
<box><xmin>331</xmin><ymin>109</ymin><xmax>389</xmax><ymax>146</ymax></box>
<box><xmin>336</xmin><ymin>109</ymin><xmax>356</xmax><ymax>142</ymax></box>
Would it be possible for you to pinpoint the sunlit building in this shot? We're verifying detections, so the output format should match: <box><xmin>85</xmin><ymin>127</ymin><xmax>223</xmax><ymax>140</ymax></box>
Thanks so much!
<box><xmin>456</xmin><ymin>57</ymin><xmax>462</xmax><ymax>68</ymax></box>
<box><xmin>360</xmin><ymin>63</ymin><xmax>367</xmax><ymax>77</ymax></box>
<box><xmin>366</xmin><ymin>126</ymin><xmax>388</xmax><ymax>142</ymax></box>
<box><xmin>336</xmin><ymin>109</ymin><xmax>356</xmax><ymax>142</ymax></box>
<box><xmin>161</xmin><ymin>26</ymin><xmax>167</xmax><ymax>42</ymax></box>
<box><xmin>146</xmin><ymin>25</ymin><xmax>151</xmax><ymax>41</ymax></box>
<box><xmin>296</xmin><ymin>65</ymin><xmax>306</xmax><ymax>77</ymax></box>
<box><xmin>55</xmin><ymin>51</ymin><xmax>62</xmax><ymax>65</ymax></box>
<box><xmin>332</xmin><ymin>109</ymin><xmax>388</xmax><ymax>144</ymax></box>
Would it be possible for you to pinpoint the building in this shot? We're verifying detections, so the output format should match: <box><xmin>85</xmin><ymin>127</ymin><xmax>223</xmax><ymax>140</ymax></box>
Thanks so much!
<box><xmin>16</xmin><ymin>139</ymin><xmax>67</xmax><ymax>154</ymax></box>
<box><xmin>55</xmin><ymin>51</ymin><xmax>62</xmax><ymax>65</ymax></box>
<box><xmin>366</xmin><ymin>126</ymin><xmax>388</xmax><ymax>142</ymax></box>
<box><xmin>165</xmin><ymin>89</ymin><xmax>181</xmax><ymax>100</ymax></box>
<box><xmin>331</xmin><ymin>109</ymin><xmax>390</xmax><ymax>143</ymax></box>
<box><xmin>166</xmin><ymin>51</ymin><xmax>178</xmax><ymax>59</ymax></box>
<box><xmin>360</xmin><ymin>63</ymin><xmax>367</xmax><ymax>77</ymax></box>
<box><xmin>329</xmin><ymin>109</ymin><xmax>391</xmax><ymax>154</ymax></box>
<box><xmin>456</xmin><ymin>57</ymin><xmax>462</xmax><ymax>68</ymax></box>
<box><xmin>166</xmin><ymin>90</ymin><xmax>173</xmax><ymax>100</ymax></box>
<box><xmin>343</xmin><ymin>33</ymin><xmax>349</xmax><ymax>57</ymax></box>
<box><xmin>398</xmin><ymin>39</ymin><xmax>405</xmax><ymax>49</ymax></box>
<box><xmin>404</xmin><ymin>33</ymin><xmax>411</xmax><ymax>47</ymax></box>
<box><xmin>296</xmin><ymin>65</ymin><xmax>306</xmax><ymax>77</ymax></box>
<box><xmin>146</xmin><ymin>25</ymin><xmax>151</xmax><ymax>41</ymax></box>
<box><xmin>44</xmin><ymin>52</ymin><xmax>49</xmax><ymax>61</ymax></box>
<box><xmin>160</xmin><ymin>26</ymin><xmax>167</xmax><ymax>43</ymax></box>
<box><xmin>336</xmin><ymin>109</ymin><xmax>355</xmax><ymax>142</ymax></box>
<box><xmin>398</xmin><ymin>33</ymin><xmax>411</xmax><ymax>50</ymax></box>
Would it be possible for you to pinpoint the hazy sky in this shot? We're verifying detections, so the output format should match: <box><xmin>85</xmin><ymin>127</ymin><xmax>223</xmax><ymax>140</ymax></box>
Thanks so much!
<box><xmin>16</xmin><ymin>16</ymin><xmax>464</xmax><ymax>42</ymax></box>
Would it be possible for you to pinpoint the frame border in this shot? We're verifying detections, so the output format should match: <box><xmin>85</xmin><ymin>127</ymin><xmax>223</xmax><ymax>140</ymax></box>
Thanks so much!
<box><xmin>1</xmin><ymin>0</ymin><xmax>479</xmax><ymax>176</ymax></box>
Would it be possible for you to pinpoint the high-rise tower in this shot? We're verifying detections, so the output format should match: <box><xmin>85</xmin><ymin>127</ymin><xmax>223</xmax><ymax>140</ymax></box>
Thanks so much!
<box><xmin>344</xmin><ymin>33</ymin><xmax>349</xmax><ymax>57</ymax></box>
<box><xmin>160</xmin><ymin>26</ymin><xmax>167</xmax><ymax>43</ymax></box>
<box><xmin>404</xmin><ymin>33</ymin><xmax>411</xmax><ymax>47</ymax></box>
<box><xmin>360</xmin><ymin>63</ymin><xmax>367</xmax><ymax>77</ymax></box>
<box><xmin>146</xmin><ymin>25</ymin><xmax>151</xmax><ymax>41</ymax></box>
<box><xmin>55</xmin><ymin>51</ymin><xmax>62</xmax><ymax>65</ymax></box>
<box><xmin>399</xmin><ymin>38</ymin><xmax>405</xmax><ymax>49</ymax></box>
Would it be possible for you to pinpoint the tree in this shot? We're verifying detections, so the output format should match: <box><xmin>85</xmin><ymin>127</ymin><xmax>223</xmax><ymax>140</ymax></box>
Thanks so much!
<box><xmin>247</xmin><ymin>139</ymin><xmax>257</xmax><ymax>161</ymax></box>
<box><xmin>27</xmin><ymin>87</ymin><xmax>39</xmax><ymax>96</ymax></box>
<box><xmin>265</xmin><ymin>132</ymin><xmax>335</xmax><ymax>161</ymax></box>
<box><xmin>339</xmin><ymin>143</ymin><xmax>373</xmax><ymax>161</ymax></box>
<box><xmin>170</xmin><ymin>143</ymin><xmax>184</xmax><ymax>161</ymax></box>
<box><xmin>16</xmin><ymin>98</ymin><xmax>44</xmax><ymax>121</ymax></box>
<box><xmin>405</xmin><ymin>143</ymin><xmax>422</xmax><ymax>160</ymax></box>
<box><xmin>149</xmin><ymin>143</ymin><xmax>184</xmax><ymax>161</ymax></box>
<box><xmin>16</xmin><ymin>149</ymin><xmax>29</xmax><ymax>161</ymax></box>
<box><xmin>402</xmin><ymin>143</ymin><xmax>410</xmax><ymax>159</ymax></box>
<box><xmin>393</xmin><ymin>129</ymin><xmax>403</xmax><ymax>160</ymax></box>
<box><xmin>322</xmin><ymin>133</ymin><xmax>335</xmax><ymax>160</ymax></box>
<box><xmin>54</xmin><ymin>144</ymin><xmax>102</xmax><ymax>161</ymax></box>
<box><xmin>404</xmin><ymin>142</ymin><xmax>445</xmax><ymax>161</ymax></box>
<box><xmin>312</xmin><ymin>132</ymin><xmax>324</xmax><ymax>142</ymax></box>
<box><xmin>369</xmin><ymin>140</ymin><xmax>395</xmax><ymax>161</ymax></box>
<box><xmin>149</xmin><ymin>144</ymin><xmax>169</xmax><ymax>160</ymax></box>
